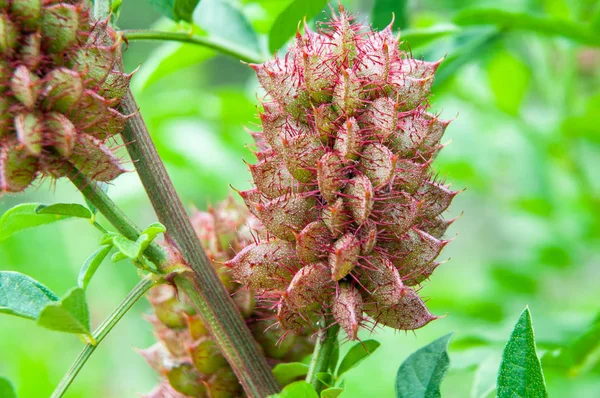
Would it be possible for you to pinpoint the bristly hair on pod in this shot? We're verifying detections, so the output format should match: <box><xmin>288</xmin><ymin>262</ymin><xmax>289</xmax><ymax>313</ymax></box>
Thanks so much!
<box><xmin>140</xmin><ymin>198</ymin><xmax>315</xmax><ymax>397</ymax></box>
<box><xmin>0</xmin><ymin>0</ymin><xmax>133</xmax><ymax>194</ymax></box>
<box><xmin>226</xmin><ymin>5</ymin><xmax>461</xmax><ymax>340</ymax></box>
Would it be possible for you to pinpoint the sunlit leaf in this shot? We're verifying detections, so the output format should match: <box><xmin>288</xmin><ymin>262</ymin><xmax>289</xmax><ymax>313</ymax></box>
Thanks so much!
<box><xmin>36</xmin><ymin>203</ymin><xmax>92</xmax><ymax>219</ymax></box>
<box><xmin>78</xmin><ymin>245</ymin><xmax>113</xmax><ymax>290</ymax></box>
<box><xmin>0</xmin><ymin>377</ymin><xmax>16</xmax><ymax>398</ymax></box>
<box><xmin>372</xmin><ymin>0</ymin><xmax>408</xmax><ymax>30</ymax></box>
<box><xmin>37</xmin><ymin>288</ymin><xmax>91</xmax><ymax>336</ymax></box>
<box><xmin>487</xmin><ymin>50</ymin><xmax>531</xmax><ymax>115</ymax></box>
<box><xmin>194</xmin><ymin>0</ymin><xmax>260</xmax><ymax>52</ymax></box>
<box><xmin>336</xmin><ymin>340</ymin><xmax>380</xmax><ymax>377</ymax></box>
<box><xmin>0</xmin><ymin>203</ymin><xmax>72</xmax><ymax>241</ymax></box>
<box><xmin>321</xmin><ymin>387</ymin><xmax>344</xmax><ymax>398</ymax></box>
<box><xmin>0</xmin><ymin>271</ymin><xmax>58</xmax><ymax>320</ymax></box>
<box><xmin>497</xmin><ymin>308</ymin><xmax>547</xmax><ymax>398</ymax></box>
<box><xmin>269</xmin><ymin>381</ymin><xmax>319</xmax><ymax>398</ymax></box>
<box><xmin>454</xmin><ymin>8</ymin><xmax>600</xmax><ymax>46</ymax></box>
<box><xmin>395</xmin><ymin>333</ymin><xmax>453</xmax><ymax>398</ymax></box>
<box><xmin>268</xmin><ymin>0</ymin><xmax>328</xmax><ymax>54</ymax></box>
<box><xmin>273</xmin><ymin>362</ymin><xmax>309</xmax><ymax>386</ymax></box>
<box><xmin>138</xmin><ymin>222</ymin><xmax>166</xmax><ymax>252</ymax></box>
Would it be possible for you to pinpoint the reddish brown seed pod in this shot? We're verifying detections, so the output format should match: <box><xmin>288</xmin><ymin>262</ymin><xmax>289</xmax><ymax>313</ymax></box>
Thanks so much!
<box><xmin>229</xmin><ymin>7</ymin><xmax>459</xmax><ymax>340</ymax></box>
<box><xmin>0</xmin><ymin>1</ymin><xmax>130</xmax><ymax>194</ymax></box>
<box><xmin>141</xmin><ymin>199</ymin><xmax>315</xmax><ymax>396</ymax></box>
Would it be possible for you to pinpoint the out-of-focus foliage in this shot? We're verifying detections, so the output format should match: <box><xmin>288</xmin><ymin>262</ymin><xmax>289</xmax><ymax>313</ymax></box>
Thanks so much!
<box><xmin>0</xmin><ymin>0</ymin><xmax>598</xmax><ymax>397</ymax></box>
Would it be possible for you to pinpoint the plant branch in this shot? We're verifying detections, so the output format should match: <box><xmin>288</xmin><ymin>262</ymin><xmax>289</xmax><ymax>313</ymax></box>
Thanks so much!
<box><xmin>120</xmin><ymin>29</ymin><xmax>264</xmax><ymax>64</ymax></box>
<box><xmin>51</xmin><ymin>275</ymin><xmax>158</xmax><ymax>398</ymax></box>
<box><xmin>67</xmin><ymin>165</ymin><xmax>170</xmax><ymax>268</ymax></box>
<box><xmin>306</xmin><ymin>318</ymin><xmax>340</xmax><ymax>393</ymax></box>
<box><xmin>118</xmin><ymin>89</ymin><xmax>279</xmax><ymax>396</ymax></box>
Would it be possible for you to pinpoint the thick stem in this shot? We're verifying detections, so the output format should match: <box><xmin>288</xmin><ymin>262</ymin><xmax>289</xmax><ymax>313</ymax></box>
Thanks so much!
<box><xmin>119</xmin><ymin>90</ymin><xmax>279</xmax><ymax>396</ymax></box>
<box><xmin>121</xmin><ymin>30</ymin><xmax>264</xmax><ymax>64</ymax></box>
<box><xmin>67</xmin><ymin>165</ymin><xmax>169</xmax><ymax>267</ymax></box>
<box><xmin>306</xmin><ymin>319</ymin><xmax>340</xmax><ymax>393</ymax></box>
<box><xmin>51</xmin><ymin>275</ymin><xmax>158</xmax><ymax>398</ymax></box>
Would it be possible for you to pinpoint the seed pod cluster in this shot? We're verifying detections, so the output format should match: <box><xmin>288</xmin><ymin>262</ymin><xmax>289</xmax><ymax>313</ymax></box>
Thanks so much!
<box><xmin>0</xmin><ymin>0</ymin><xmax>131</xmax><ymax>194</ymax></box>
<box><xmin>226</xmin><ymin>7</ymin><xmax>459</xmax><ymax>340</ymax></box>
<box><xmin>140</xmin><ymin>198</ymin><xmax>314</xmax><ymax>397</ymax></box>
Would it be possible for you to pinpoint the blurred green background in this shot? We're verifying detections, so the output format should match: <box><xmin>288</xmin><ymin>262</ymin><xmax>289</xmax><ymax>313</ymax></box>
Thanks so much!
<box><xmin>1</xmin><ymin>0</ymin><xmax>599</xmax><ymax>396</ymax></box>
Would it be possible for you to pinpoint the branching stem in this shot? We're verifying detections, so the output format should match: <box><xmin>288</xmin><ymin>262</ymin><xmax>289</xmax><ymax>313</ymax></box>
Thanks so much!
<box><xmin>306</xmin><ymin>318</ymin><xmax>340</xmax><ymax>393</ymax></box>
<box><xmin>51</xmin><ymin>275</ymin><xmax>158</xmax><ymax>398</ymax></box>
<box><xmin>121</xmin><ymin>29</ymin><xmax>264</xmax><ymax>63</ymax></box>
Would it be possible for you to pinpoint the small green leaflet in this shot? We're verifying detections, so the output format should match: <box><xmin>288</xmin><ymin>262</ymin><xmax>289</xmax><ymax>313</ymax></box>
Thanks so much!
<box><xmin>315</xmin><ymin>372</ymin><xmax>332</xmax><ymax>387</ymax></box>
<box><xmin>0</xmin><ymin>203</ymin><xmax>72</xmax><ymax>241</ymax></box>
<box><xmin>395</xmin><ymin>333</ymin><xmax>453</xmax><ymax>398</ymax></box>
<box><xmin>321</xmin><ymin>387</ymin><xmax>344</xmax><ymax>398</ymax></box>
<box><xmin>0</xmin><ymin>377</ymin><xmax>16</xmax><ymax>398</ymax></box>
<box><xmin>268</xmin><ymin>381</ymin><xmax>319</xmax><ymax>398</ymax></box>
<box><xmin>272</xmin><ymin>362</ymin><xmax>309</xmax><ymax>386</ymax></box>
<box><xmin>268</xmin><ymin>0</ymin><xmax>328</xmax><ymax>54</ymax></box>
<box><xmin>497</xmin><ymin>308</ymin><xmax>548</xmax><ymax>398</ymax></box>
<box><xmin>336</xmin><ymin>339</ymin><xmax>380</xmax><ymax>377</ymax></box>
<box><xmin>37</xmin><ymin>287</ymin><xmax>91</xmax><ymax>336</ymax></box>
<box><xmin>102</xmin><ymin>223</ymin><xmax>166</xmax><ymax>262</ymax></box>
<box><xmin>78</xmin><ymin>245</ymin><xmax>113</xmax><ymax>290</ymax></box>
<box><xmin>147</xmin><ymin>0</ymin><xmax>201</xmax><ymax>22</ymax></box>
<box><xmin>36</xmin><ymin>203</ymin><xmax>92</xmax><ymax>219</ymax></box>
<box><xmin>0</xmin><ymin>271</ymin><xmax>58</xmax><ymax>320</ymax></box>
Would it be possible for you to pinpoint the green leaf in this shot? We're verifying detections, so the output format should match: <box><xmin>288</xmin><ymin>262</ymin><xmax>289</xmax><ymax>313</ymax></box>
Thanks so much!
<box><xmin>268</xmin><ymin>0</ymin><xmax>328</xmax><ymax>54</ymax></box>
<box><xmin>487</xmin><ymin>50</ymin><xmax>531</xmax><ymax>115</ymax></box>
<box><xmin>336</xmin><ymin>339</ymin><xmax>381</xmax><ymax>377</ymax></box>
<box><xmin>434</xmin><ymin>29</ymin><xmax>501</xmax><ymax>88</ymax></box>
<box><xmin>36</xmin><ymin>203</ymin><xmax>92</xmax><ymax>219</ymax></box>
<box><xmin>273</xmin><ymin>362</ymin><xmax>310</xmax><ymax>386</ymax></box>
<box><xmin>0</xmin><ymin>271</ymin><xmax>58</xmax><ymax>320</ymax></box>
<box><xmin>78</xmin><ymin>245</ymin><xmax>112</xmax><ymax>290</ymax></box>
<box><xmin>269</xmin><ymin>381</ymin><xmax>319</xmax><ymax>398</ymax></box>
<box><xmin>0</xmin><ymin>377</ymin><xmax>16</xmax><ymax>398</ymax></box>
<box><xmin>37</xmin><ymin>288</ymin><xmax>91</xmax><ymax>335</ymax></box>
<box><xmin>315</xmin><ymin>372</ymin><xmax>332</xmax><ymax>387</ymax></box>
<box><xmin>148</xmin><ymin>0</ymin><xmax>201</xmax><ymax>22</ymax></box>
<box><xmin>543</xmin><ymin>312</ymin><xmax>600</xmax><ymax>376</ymax></box>
<box><xmin>395</xmin><ymin>333</ymin><xmax>453</xmax><ymax>398</ymax></box>
<box><xmin>454</xmin><ymin>8</ymin><xmax>600</xmax><ymax>46</ymax></box>
<box><xmin>113</xmin><ymin>235</ymin><xmax>142</xmax><ymax>259</ymax></box>
<box><xmin>372</xmin><ymin>0</ymin><xmax>408</xmax><ymax>30</ymax></box>
<box><xmin>138</xmin><ymin>222</ymin><xmax>166</xmax><ymax>252</ymax></box>
<box><xmin>497</xmin><ymin>308</ymin><xmax>548</xmax><ymax>398</ymax></box>
<box><xmin>0</xmin><ymin>203</ymin><xmax>72</xmax><ymax>241</ymax></box>
<box><xmin>450</xmin><ymin>335</ymin><xmax>492</xmax><ymax>351</ymax></box>
<box><xmin>194</xmin><ymin>0</ymin><xmax>260</xmax><ymax>52</ymax></box>
<box><xmin>321</xmin><ymin>387</ymin><xmax>344</xmax><ymax>398</ymax></box>
<box><xmin>400</xmin><ymin>25</ymin><xmax>460</xmax><ymax>49</ymax></box>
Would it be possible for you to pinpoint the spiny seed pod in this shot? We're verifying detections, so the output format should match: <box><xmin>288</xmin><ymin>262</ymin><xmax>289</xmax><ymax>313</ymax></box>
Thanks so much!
<box><xmin>227</xmin><ymin>6</ymin><xmax>460</xmax><ymax>340</ymax></box>
<box><xmin>0</xmin><ymin>0</ymin><xmax>132</xmax><ymax>194</ymax></box>
<box><xmin>140</xmin><ymin>198</ymin><xmax>314</xmax><ymax>398</ymax></box>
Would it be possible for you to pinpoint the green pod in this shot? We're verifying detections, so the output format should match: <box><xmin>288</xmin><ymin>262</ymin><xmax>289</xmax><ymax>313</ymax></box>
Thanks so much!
<box><xmin>41</xmin><ymin>4</ymin><xmax>80</xmax><ymax>53</ymax></box>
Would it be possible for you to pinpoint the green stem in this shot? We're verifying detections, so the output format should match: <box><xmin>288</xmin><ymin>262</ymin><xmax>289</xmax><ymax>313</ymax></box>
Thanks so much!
<box><xmin>306</xmin><ymin>319</ymin><xmax>340</xmax><ymax>393</ymax></box>
<box><xmin>67</xmin><ymin>164</ymin><xmax>170</xmax><ymax>268</ymax></box>
<box><xmin>117</xmin><ymin>89</ymin><xmax>279</xmax><ymax>397</ymax></box>
<box><xmin>51</xmin><ymin>275</ymin><xmax>158</xmax><ymax>398</ymax></box>
<box><xmin>120</xmin><ymin>29</ymin><xmax>264</xmax><ymax>64</ymax></box>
